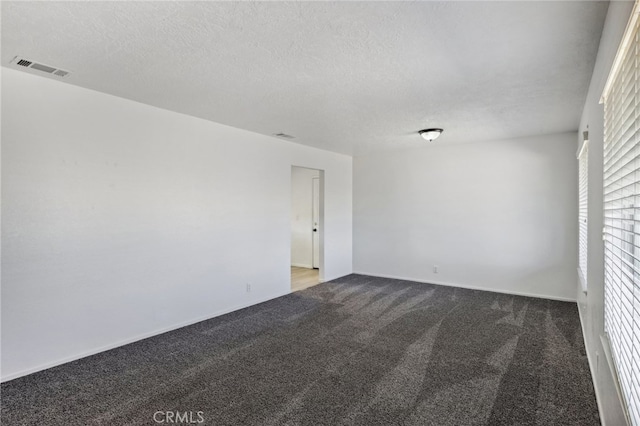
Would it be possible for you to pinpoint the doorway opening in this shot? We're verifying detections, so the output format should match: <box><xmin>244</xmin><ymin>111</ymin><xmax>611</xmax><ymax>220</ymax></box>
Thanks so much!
<box><xmin>290</xmin><ymin>166</ymin><xmax>324</xmax><ymax>292</ymax></box>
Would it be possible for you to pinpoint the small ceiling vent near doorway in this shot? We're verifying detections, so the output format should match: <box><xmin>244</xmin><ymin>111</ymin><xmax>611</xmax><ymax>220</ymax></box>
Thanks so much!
<box><xmin>10</xmin><ymin>56</ymin><xmax>71</xmax><ymax>78</ymax></box>
<box><xmin>274</xmin><ymin>133</ymin><xmax>295</xmax><ymax>139</ymax></box>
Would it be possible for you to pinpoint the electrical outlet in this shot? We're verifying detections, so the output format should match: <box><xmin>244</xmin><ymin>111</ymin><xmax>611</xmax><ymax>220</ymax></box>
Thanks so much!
<box><xmin>246</xmin><ymin>283</ymin><xmax>251</xmax><ymax>293</ymax></box>
<box><xmin>433</xmin><ymin>265</ymin><xmax>439</xmax><ymax>273</ymax></box>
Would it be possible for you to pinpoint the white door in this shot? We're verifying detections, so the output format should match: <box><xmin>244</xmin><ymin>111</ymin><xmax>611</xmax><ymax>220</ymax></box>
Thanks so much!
<box><xmin>312</xmin><ymin>177</ymin><xmax>320</xmax><ymax>269</ymax></box>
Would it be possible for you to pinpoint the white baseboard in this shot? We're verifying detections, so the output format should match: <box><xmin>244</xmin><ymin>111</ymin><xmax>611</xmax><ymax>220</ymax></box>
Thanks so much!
<box><xmin>319</xmin><ymin>273</ymin><xmax>351</xmax><ymax>284</ymax></box>
<box><xmin>1</xmin><ymin>290</ymin><xmax>292</xmax><ymax>383</ymax></box>
<box><xmin>598</xmin><ymin>334</ymin><xmax>631</xmax><ymax>425</ymax></box>
<box><xmin>3</xmin><ymin>271</ymin><xmax>572</xmax><ymax>382</ymax></box>
<box><xmin>291</xmin><ymin>263</ymin><xmax>313</xmax><ymax>269</ymax></box>
<box><xmin>576</xmin><ymin>304</ymin><xmax>630</xmax><ymax>425</ymax></box>
<box><xmin>352</xmin><ymin>271</ymin><xmax>577</xmax><ymax>302</ymax></box>
<box><xmin>577</xmin><ymin>304</ymin><xmax>607</xmax><ymax>425</ymax></box>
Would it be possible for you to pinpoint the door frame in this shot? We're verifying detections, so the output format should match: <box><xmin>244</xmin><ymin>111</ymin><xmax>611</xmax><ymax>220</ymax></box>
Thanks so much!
<box><xmin>312</xmin><ymin>176</ymin><xmax>320</xmax><ymax>269</ymax></box>
<box><xmin>290</xmin><ymin>166</ymin><xmax>324</xmax><ymax>284</ymax></box>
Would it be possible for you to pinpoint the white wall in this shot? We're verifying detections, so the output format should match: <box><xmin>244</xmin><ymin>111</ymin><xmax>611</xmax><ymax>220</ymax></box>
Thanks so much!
<box><xmin>291</xmin><ymin>167</ymin><xmax>320</xmax><ymax>268</ymax></box>
<box><xmin>0</xmin><ymin>68</ymin><xmax>352</xmax><ymax>381</ymax></box>
<box><xmin>354</xmin><ymin>132</ymin><xmax>578</xmax><ymax>301</ymax></box>
<box><xmin>577</xmin><ymin>1</ymin><xmax>634</xmax><ymax>425</ymax></box>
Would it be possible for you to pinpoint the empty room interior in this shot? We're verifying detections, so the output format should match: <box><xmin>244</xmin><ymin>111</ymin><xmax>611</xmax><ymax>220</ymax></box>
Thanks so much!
<box><xmin>2</xmin><ymin>1</ymin><xmax>640</xmax><ymax>425</ymax></box>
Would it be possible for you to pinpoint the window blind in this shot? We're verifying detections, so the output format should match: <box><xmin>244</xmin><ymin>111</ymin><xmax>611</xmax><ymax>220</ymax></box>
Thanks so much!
<box><xmin>603</xmin><ymin>4</ymin><xmax>640</xmax><ymax>424</ymax></box>
<box><xmin>578</xmin><ymin>141</ymin><xmax>588</xmax><ymax>292</ymax></box>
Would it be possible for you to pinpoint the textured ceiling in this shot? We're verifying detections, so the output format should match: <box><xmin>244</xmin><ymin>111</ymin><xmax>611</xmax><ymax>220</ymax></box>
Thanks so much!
<box><xmin>1</xmin><ymin>1</ymin><xmax>609</xmax><ymax>156</ymax></box>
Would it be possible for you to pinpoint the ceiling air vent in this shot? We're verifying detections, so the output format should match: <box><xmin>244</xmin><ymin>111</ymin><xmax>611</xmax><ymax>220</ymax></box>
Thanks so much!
<box><xmin>10</xmin><ymin>56</ymin><xmax>70</xmax><ymax>78</ymax></box>
<box><xmin>273</xmin><ymin>133</ymin><xmax>295</xmax><ymax>139</ymax></box>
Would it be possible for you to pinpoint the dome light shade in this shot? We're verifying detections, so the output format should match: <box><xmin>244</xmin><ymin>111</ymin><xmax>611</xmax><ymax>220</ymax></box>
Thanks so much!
<box><xmin>419</xmin><ymin>128</ymin><xmax>443</xmax><ymax>141</ymax></box>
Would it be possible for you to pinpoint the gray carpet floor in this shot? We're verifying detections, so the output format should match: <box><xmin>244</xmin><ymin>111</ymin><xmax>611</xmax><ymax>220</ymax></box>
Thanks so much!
<box><xmin>1</xmin><ymin>274</ymin><xmax>599</xmax><ymax>425</ymax></box>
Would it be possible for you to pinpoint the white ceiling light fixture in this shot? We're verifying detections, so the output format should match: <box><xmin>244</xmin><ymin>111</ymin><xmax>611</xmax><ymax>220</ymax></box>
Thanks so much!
<box><xmin>419</xmin><ymin>128</ymin><xmax>443</xmax><ymax>142</ymax></box>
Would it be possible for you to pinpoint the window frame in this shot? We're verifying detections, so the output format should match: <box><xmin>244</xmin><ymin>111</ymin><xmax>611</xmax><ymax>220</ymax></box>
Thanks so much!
<box><xmin>601</xmin><ymin>2</ymin><xmax>640</xmax><ymax>424</ymax></box>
